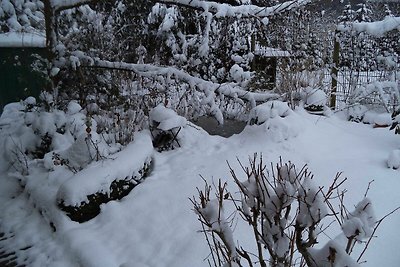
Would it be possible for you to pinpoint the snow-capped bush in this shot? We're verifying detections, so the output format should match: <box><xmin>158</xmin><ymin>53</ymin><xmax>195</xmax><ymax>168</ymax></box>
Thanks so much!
<box><xmin>362</xmin><ymin>111</ymin><xmax>392</xmax><ymax>127</ymax></box>
<box><xmin>248</xmin><ymin>101</ymin><xmax>302</xmax><ymax>142</ymax></box>
<box><xmin>348</xmin><ymin>104</ymin><xmax>368</xmax><ymax>122</ymax></box>
<box><xmin>229</xmin><ymin>64</ymin><xmax>252</xmax><ymax>86</ymax></box>
<box><xmin>248</xmin><ymin>101</ymin><xmax>292</xmax><ymax>125</ymax></box>
<box><xmin>350</xmin><ymin>81</ymin><xmax>400</xmax><ymax>113</ymax></box>
<box><xmin>193</xmin><ymin>156</ymin><xmax>379</xmax><ymax>267</ymax></box>
<box><xmin>57</xmin><ymin>132</ymin><xmax>153</xmax><ymax>222</ymax></box>
<box><xmin>0</xmin><ymin>0</ymin><xmax>45</xmax><ymax>32</ymax></box>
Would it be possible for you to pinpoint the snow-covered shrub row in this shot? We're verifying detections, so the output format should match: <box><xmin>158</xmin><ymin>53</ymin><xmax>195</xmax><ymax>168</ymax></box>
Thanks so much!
<box><xmin>0</xmin><ymin>97</ymin><xmax>157</xmax><ymax>224</ymax></box>
<box><xmin>57</xmin><ymin>132</ymin><xmax>153</xmax><ymax>222</ymax></box>
<box><xmin>193</xmin><ymin>157</ymin><xmax>377</xmax><ymax>267</ymax></box>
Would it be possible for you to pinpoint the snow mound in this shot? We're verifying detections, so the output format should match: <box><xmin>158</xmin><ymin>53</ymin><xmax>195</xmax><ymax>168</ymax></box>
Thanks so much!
<box><xmin>247</xmin><ymin>101</ymin><xmax>302</xmax><ymax>142</ymax></box>
<box><xmin>387</xmin><ymin>149</ymin><xmax>400</xmax><ymax>170</ymax></box>
<box><xmin>363</xmin><ymin>111</ymin><xmax>392</xmax><ymax>127</ymax></box>
<box><xmin>305</xmin><ymin>88</ymin><xmax>327</xmax><ymax>107</ymax></box>
<box><xmin>248</xmin><ymin>101</ymin><xmax>292</xmax><ymax>125</ymax></box>
<box><xmin>57</xmin><ymin>132</ymin><xmax>153</xmax><ymax>207</ymax></box>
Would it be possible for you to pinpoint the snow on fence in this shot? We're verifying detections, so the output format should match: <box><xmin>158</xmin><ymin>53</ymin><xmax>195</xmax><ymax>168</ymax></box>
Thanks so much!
<box><xmin>322</xmin><ymin>69</ymin><xmax>399</xmax><ymax>111</ymax></box>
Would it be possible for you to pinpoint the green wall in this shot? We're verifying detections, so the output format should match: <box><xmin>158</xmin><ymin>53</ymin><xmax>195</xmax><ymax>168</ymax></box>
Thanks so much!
<box><xmin>0</xmin><ymin>47</ymin><xmax>46</xmax><ymax>112</ymax></box>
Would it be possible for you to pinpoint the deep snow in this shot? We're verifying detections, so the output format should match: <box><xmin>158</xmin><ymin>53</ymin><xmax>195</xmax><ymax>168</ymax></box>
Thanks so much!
<box><xmin>0</xmin><ymin>108</ymin><xmax>399</xmax><ymax>267</ymax></box>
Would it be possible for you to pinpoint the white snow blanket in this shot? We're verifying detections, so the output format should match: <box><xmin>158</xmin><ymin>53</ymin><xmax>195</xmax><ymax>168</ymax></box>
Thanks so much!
<box><xmin>1</xmin><ymin>107</ymin><xmax>400</xmax><ymax>267</ymax></box>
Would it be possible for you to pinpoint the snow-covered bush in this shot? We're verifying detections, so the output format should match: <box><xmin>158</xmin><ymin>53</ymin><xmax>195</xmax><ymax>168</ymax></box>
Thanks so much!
<box><xmin>192</xmin><ymin>155</ymin><xmax>380</xmax><ymax>267</ymax></box>
<box><xmin>0</xmin><ymin>97</ymin><xmax>125</xmax><ymax>175</ymax></box>
<box><xmin>247</xmin><ymin>101</ymin><xmax>302</xmax><ymax>142</ymax></box>
<box><xmin>347</xmin><ymin>103</ymin><xmax>368</xmax><ymax>122</ymax></box>
<box><xmin>350</xmin><ymin>81</ymin><xmax>400</xmax><ymax>114</ymax></box>
<box><xmin>248</xmin><ymin>101</ymin><xmax>292</xmax><ymax>126</ymax></box>
<box><xmin>0</xmin><ymin>0</ymin><xmax>44</xmax><ymax>32</ymax></box>
<box><xmin>57</xmin><ymin>132</ymin><xmax>153</xmax><ymax>222</ymax></box>
<box><xmin>362</xmin><ymin>111</ymin><xmax>392</xmax><ymax>127</ymax></box>
<box><xmin>276</xmin><ymin>69</ymin><xmax>327</xmax><ymax>110</ymax></box>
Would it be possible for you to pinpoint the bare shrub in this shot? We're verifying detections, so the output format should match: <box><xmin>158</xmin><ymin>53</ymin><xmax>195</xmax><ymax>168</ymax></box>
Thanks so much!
<box><xmin>191</xmin><ymin>155</ymin><xmax>398</xmax><ymax>267</ymax></box>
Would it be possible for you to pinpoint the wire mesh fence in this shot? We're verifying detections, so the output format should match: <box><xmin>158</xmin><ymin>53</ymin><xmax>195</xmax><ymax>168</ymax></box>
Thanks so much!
<box><xmin>322</xmin><ymin>68</ymin><xmax>399</xmax><ymax>112</ymax></box>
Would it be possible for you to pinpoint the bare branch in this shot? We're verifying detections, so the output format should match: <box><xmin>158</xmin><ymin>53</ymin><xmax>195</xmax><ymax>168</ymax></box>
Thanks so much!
<box><xmin>357</xmin><ymin>206</ymin><xmax>400</xmax><ymax>263</ymax></box>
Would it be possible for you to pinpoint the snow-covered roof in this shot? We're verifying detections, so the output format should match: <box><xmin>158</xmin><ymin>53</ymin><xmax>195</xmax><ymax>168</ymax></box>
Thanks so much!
<box><xmin>254</xmin><ymin>45</ymin><xmax>291</xmax><ymax>58</ymax></box>
<box><xmin>0</xmin><ymin>32</ymin><xmax>46</xmax><ymax>48</ymax></box>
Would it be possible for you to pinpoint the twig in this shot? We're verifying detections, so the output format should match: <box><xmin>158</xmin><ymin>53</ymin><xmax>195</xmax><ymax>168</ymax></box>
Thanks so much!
<box><xmin>357</xmin><ymin>206</ymin><xmax>400</xmax><ymax>262</ymax></box>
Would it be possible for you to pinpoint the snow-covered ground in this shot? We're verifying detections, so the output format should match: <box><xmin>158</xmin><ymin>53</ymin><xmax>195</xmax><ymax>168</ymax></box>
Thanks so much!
<box><xmin>1</xmin><ymin>107</ymin><xmax>399</xmax><ymax>267</ymax></box>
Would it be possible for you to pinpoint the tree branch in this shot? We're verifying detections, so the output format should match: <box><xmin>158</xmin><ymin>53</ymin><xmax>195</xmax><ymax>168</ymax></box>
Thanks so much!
<box><xmin>158</xmin><ymin>0</ymin><xmax>313</xmax><ymax>18</ymax></box>
<box><xmin>86</xmin><ymin>58</ymin><xmax>280</xmax><ymax>106</ymax></box>
<box><xmin>53</xmin><ymin>0</ymin><xmax>313</xmax><ymax>17</ymax></box>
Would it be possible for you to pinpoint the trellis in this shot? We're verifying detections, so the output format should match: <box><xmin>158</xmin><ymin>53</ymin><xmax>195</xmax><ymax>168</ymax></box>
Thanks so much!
<box><xmin>327</xmin><ymin>23</ymin><xmax>399</xmax><ymax>111</ymax></box>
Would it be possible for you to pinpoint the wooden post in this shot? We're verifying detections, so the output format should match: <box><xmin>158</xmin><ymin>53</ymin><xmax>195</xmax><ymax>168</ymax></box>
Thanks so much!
<box><xmin>330</xmin><ymin>32</ymin><xmax>340</xmax><ymax>109</ymax></box>
<box><xmin>43</xmin><ymin>0</ymin><xmax>57</xmax><ymax>94</ymax></box>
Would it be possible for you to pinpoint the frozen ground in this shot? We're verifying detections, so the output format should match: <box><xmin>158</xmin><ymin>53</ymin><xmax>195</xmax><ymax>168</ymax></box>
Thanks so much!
<box><xmin>0</xmin><ymin>108</ymin><xmax>399</xmax><ymax>267</ymax></box>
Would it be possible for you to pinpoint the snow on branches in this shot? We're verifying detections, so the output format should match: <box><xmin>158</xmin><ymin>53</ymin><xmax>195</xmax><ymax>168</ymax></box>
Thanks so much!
<box><xmin>90</xmin><ymin>58</ymin><xmax>280</xmax><ymax>124</ymax></box>
<box><xmin>192</xmin><ymin>155</ymin><xmax>383</xmax><ymax>267</ymax></box>
<box><xmin>159</xmin><ymin>0</ymin><xmax>311</xmax><ymax>18</ymax></box>
<box><xmin>51</xmin><ymin>0</ymin><xmax>312</xmax><ymax>18</ymax></box>
<box><xmin>337</xmin><ymin>15</ymin><xmax>400</xmax><ymax>37</ymax></box>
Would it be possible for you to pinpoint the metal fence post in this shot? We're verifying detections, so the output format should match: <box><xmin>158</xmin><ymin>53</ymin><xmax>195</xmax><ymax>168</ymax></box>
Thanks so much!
<box><xmin>330</xmin><ymin>32</ymin><xmax>340</xmax><ymax>109</ymax></box>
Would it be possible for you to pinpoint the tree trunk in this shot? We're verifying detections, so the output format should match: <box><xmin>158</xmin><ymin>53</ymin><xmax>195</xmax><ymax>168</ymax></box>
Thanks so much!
<box><xmin>43</xmin><ymin>0</ymin><xmax>57</xmax><ymax>94</ymax></box>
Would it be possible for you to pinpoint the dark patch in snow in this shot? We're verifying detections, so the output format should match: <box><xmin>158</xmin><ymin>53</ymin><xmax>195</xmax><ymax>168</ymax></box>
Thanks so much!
<box><xmin>192</xmin><ymin>116</ymin><xmax>246</xmax><ymax>138</ymax></box>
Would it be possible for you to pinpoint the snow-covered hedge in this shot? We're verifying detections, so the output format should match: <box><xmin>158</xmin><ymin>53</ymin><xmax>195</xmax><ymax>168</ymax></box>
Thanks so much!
<box><xmin>57</xmin><ymin>132</ymin><xmax>153</xmax><ymax>222</ymax></box>
<box><xmin>0</xmin><ymin>98</ymin><xmax>155</xmax><ymax>224</ymax></box>
<box><xmin>0</xmin><ymin>98</ymin><xmax>122</xmax><ymax>175</ymax></box>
